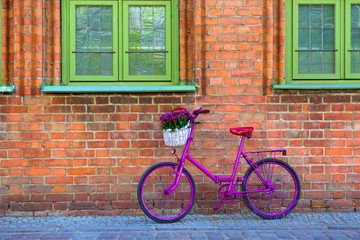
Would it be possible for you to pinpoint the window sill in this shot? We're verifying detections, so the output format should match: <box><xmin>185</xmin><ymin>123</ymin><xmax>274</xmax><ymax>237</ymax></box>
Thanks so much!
<box><xmin>0</xmin><ymin>85</ymin><xmax>15</xmax><ymax>93</ymax></box>
<box><xmin>41</xmin><ymin>85</ymin><xmax>196</xmax><ymax>93</ymax></box>
<box><xmin>273</xmin><ymin>83</ymin><xmax>360</xmax><ymax>90</ymax></box>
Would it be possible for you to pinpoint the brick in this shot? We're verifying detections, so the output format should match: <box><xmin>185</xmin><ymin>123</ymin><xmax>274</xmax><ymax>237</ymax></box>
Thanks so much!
<box><xmin>66</xmin><ymin>97</ymin><xmax>94</xmax><ymax>105</ymax></box>
<box><xmin>68</xmin><ymin>168</ymin><xmax>96</xmax><ymax>176</ymax></box>
<box><xmin>44</xmin><ymin>106</ymin><xmax>71</xmax><ymax>113</ymax></box>
<box><xmin>66</xmin><ymin>132</ymin><xmax>93</xmax><ymax>140</ymax></box>
<box><xmin>23</xmin><ymin>203</ymin><xmax>52</xmax><ymax>211</ymax></box>
<box><xmin>69</xmin><ymin>185</ymin><xmax>96</xmax><ymax>193</ymax></box>
<box><xmin>46</xmin><ymin>177</ymin><xmax>73</xmax><ymax>185</ymax></box>
<box><xmin>46</xmin><ymin>194</ymin><xmax>73</xmax><ymax>202</ymax></box>
<box><xmin>24</xmin><ymin>186</ymin><xmax>52</xmax><ymax>193</ymax></box>
<box><xmin>23</xmin><ymin>150</ymin><xmax>51</xmax><ymax>158</ymax></box>
<box><xmin>69</xmin><ymin>202</ymin><xmax>96</xmax><ymax>210</ymax></box>
<box><xmin>87</xmin><ymin>105</ymin><xmax>115</xmax><ymax>113</ymax></box>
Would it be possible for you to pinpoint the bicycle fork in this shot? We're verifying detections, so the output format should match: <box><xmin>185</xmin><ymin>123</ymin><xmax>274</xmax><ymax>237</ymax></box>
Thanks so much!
<box><xmin>163</xmin><ymin>148</ymin><xmax>185</xmax><ymax>195</ymax></box>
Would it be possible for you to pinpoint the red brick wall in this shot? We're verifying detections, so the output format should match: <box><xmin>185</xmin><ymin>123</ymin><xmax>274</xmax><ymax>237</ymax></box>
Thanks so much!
<box><xmin>1</xmin><ymin>0</ymin><xmax>359</xmax><ymax>216</ymax></box>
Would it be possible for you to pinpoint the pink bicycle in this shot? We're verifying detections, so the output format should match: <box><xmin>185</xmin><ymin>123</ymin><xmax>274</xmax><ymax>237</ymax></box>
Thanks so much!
<box><xmin>137</xmin><ymin>108</ymin><xmax>301</xmax><ymax>223</ymax></box>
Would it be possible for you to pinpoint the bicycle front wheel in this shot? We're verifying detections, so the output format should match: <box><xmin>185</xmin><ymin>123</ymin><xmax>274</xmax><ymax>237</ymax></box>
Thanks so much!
<box><xmin>242</xmin><ymin>158</ymin><xmax>301</xmax><ymax>219</ymax></box>
<box><xmin>137</xmin><ymin>162</ymin><xmax>196</xmax><ymax>223</ymax></box>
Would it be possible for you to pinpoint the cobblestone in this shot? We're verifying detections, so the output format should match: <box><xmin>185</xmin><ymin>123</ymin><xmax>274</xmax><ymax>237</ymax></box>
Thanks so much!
<box><xmin>0</xmin><ymin>213</ymin><xmax>359</xmax><ymax>239</ymax></box>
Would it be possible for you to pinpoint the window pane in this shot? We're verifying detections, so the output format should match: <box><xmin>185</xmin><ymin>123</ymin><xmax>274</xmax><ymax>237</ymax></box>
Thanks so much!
<box><xmin>76</xmin><ymin>6</ymin><xmax>87</xmax><ymax>29</ymax></box>
<box><xmin>351</xmin><ymin>53</ymin><xmax>360</xmax><ymax>74</ymax></box>
<box><xmin>141</xmin><ymin>29</ymin><xmax>153</xmax><ymax>51</ymax></box>
<box><xmin>154</xmin><ymin>7</ymin><xmax>165</xmax><ymax>28</ymax></box>
<box><xmin>352</xmin><ymin>4</ymin><xmax>360</xmax><ymax>27</ymax></box>
<box><xmin>128</xmin><ymin>6</ymin><xmax>166</xmax><ymax>76</ymax></box>
<box><xmin>141</xmin><ymin>53</ymin><xmax>153</xmax><ymax>75</ymax></box>
<box><xmin>88</xmin><ymin>53</ymin><xmax>100</xmax><ymax>75</ymax></box>
<box><xmin>323</xmin><ymin>52</ymin><xmax>335</xmax><ymax>73</ymax></box>
<box><xmin>323</xmin><ymin>5</ymin><xmax>334</xmax><ymax>27</ymax></box>
<box><xmin>141</xmin><ymin>7</ymin><xmax>153</xmax><ymax>28</ymax></box>
<box><xmin>323</xmin><ymin>29</ymin><xmax>334</xmax><ymax>50</ymax></box>
<box><xmin>75</xmin><ymin>6</ymin><xmax>113</xmax><ymax>76</ymax></box>
<box><xmin>311</xmin><ymin>28</ymin><xmax>321</xmax><ymax>50</ymax></box>
<box><xmin>351</xmin><ymin>4</ymin><xmax>360</xmax><ymax>74</ymax></box>
<box><xmin>310</xmin><ymin>5</ymin><xmax>322</xmax><ymax>27</ymax></box>
<box><xmin>298</xmin><ymin>53</ymin><xmax>310</xmax><ymax>74</ymax></box>
<box><xmin>129</xmin><ymin>7</ymin><xmax>141</xmax><ymax>28</ymax></box>
<box><xmin>88</xmin><ymin>29</ymin><xmax>100</xmax><ymax>51</ymax></box>
<box><xmin>310</xmin><ymin>52</ymin><xmax>322</xmax><ymax>73</ymax></box>
<box><xmin>129</xmin><ymin>53</ymin><xmax>141</xmax><ymax>75</ymax></box>
<box><xmin>101</xmin><ymin>30</ymin><xmax>112</xmax><ymax>51</ymax></box>
<box><xmin>76</xmin><ymin>53</ymin><xmax>88</xmax><ymax>75</ymax></box>
<box><xmin>129</xmin><ymin>29</ymin><xmax>141</xmax><ymax>51</ymax></box>
<box><xmin>154</xmin><ymin>53</ymin><xmax>166</xmax><ymax>75</ymax></box>
<box><xmin>297</xmin><ymin>4</ymin><xmax>335</xmax><ymax>74</ymax></box>
<box><xmin>101</xmin><ymin>6</ymin><xmax>112</xmax><ymax>28</ymax></box>
<box><xmin>88</xmin><ymin>7</ymin><xmax>100</xmax><ymax>29</ymax></box>
<box><xmin>299</xmin><ymin>5</ymin><xmax>309</xmax><ymax>27</ymax></box>
<box><xmin>154</xmin><ymin>29</ymin><xmax>165</xmax><ymax>51</ymax></box>
<box><xmin>76</xmin><ymin>29</ymin><xmax>87</xmax><ymax>51</ymax></box>
<box><xmin>101</xmin><ymin>54</ymin><xmax>113</xmax><ymax>75</ymax></box>
<box><xmin>298</xmin><ymin>28</ymin><xmax>309</xmax><ymax>50</ymax></box>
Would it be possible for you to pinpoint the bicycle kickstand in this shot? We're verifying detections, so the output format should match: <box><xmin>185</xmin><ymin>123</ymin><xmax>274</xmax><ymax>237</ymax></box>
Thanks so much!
<box><xmin>213</xmin><ymin>201</ymin><xmax>222</xmax><ymax>211</ymax></box>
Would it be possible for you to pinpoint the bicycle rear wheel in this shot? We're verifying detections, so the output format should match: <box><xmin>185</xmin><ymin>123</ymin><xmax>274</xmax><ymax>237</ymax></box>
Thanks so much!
<box><xmin>242</xmin><ymin>158</ymin><xmax>301</xmax><ymax>219</ymax></box>
<box><xmin>137</xmin><ymin>162</ymin><xmax>196</xmax><ymax>223</ymax></box>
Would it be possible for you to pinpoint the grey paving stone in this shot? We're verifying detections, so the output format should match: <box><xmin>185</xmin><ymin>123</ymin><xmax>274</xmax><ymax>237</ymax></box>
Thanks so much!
<box><xmin>224</xmin><ymin>230</ymin><xmax>244</xmax><ymax>240</ymax></box>
<box><xmin>324</xmin><ymin>230</ymin><xmax>350</xmax><ymax>240</ymax></box>
<box><xmin>257</xmin><ymin>231</ymin><xmax>279</xmax><ymax>240</ymax></box>
<box><xmin>243</xmin><ymin>230</ymin><xmax>261</xmax><ymax>240</ymax></box>
<box><xmin>274</xmin><ymin>231</ymin><xmax>297</xmax><ymax>240</ymax></box>
<box><xmin>155</xmin><ymin>231</ymin><xmax>172</xmax><ymax>239</ymax></box>
<box><xmin>306</xmin><ymin>230</ymin><xmax>329</xmax><ymax>240</ymax></box>
<box><xmin>188</xmin><ymin>231</ymin><xmax>207</xmax><ymax>239</ymax></box>
<box><xmin>96</xmin><ymin>232</ymin><xmax>120</xmax><ymax>240</ymax></box>
<box><xmin>341</xmin><ymin>230</ymin><xmax>360</xmax><ymax>239</ymax></box>
<box><xmin>118</xmin><ymin>232</ymin><xmax>138</xmax><ymax>240</ymax></box>
<box><xmin>290</xmin><ymin>230</ymin><xmax>314</xmax><ymax>240</ymax></box>
<box><xmin>205</xmin><ymin>231</ymin><xmax>227</xmax><ymax>240</ymax></box>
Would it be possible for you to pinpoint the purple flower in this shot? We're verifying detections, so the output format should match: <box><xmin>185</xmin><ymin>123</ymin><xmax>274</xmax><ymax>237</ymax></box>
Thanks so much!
<box><xmin>160</xmin><ymin>109</ymin><xmax>194</xmax><ymax>131</ymax></box>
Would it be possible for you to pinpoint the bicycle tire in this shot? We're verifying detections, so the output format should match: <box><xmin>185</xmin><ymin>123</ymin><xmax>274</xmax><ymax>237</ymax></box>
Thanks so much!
<box><xmin>242</xmin><ymin>158</ymin><xmax>301</xmax><ymax>219</ymax></box>
<box><xmin>137</xmin><ymin>162</ymin><xmax>196</xmax><ymax>223</ymax></box>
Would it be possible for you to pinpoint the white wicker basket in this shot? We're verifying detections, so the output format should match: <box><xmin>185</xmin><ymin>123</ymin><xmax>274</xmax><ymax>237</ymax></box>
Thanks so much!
<box><xmin>163</xmin><ymin>125</ymin><xmax>191</xmax><ymax>147</ymax></box>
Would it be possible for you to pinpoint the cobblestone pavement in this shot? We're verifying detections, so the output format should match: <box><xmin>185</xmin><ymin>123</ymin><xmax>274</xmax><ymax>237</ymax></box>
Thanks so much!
<box><xmin>0</xmin><ymin>213</ymin><xmax>360</xmax><ymax>239</ymax></box>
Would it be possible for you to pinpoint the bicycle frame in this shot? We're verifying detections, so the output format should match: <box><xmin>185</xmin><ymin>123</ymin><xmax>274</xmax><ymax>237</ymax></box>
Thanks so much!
<box><xmin>166</xmin><ymin>123</ymin><xmax>286</xmax><ymax>197</ymax></box>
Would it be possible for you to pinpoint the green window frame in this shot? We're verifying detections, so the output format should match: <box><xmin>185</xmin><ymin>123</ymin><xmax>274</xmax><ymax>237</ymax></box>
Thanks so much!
<box><xmin>280</xmin><ymin>0</ymin><xmax>360</xmax><ymax>89</ymax></box>
<box><xmin>62</xmin><ymin>0</ymin><xmax>179</xmax><ymax>86</ymax></box>
<box><xmin>69</xmin><ymin>1</ymin><xmax>119</xmax><ymax>82</ymax></box>
<box><xmin>123</xmin><ymin>1</ymin><xmax>172</xmax><ymax>82</ymax></box>
<box><xmin>293</xmin><ymin>0</ymin><xmax>341</xmax><ymax>80</ymax></box>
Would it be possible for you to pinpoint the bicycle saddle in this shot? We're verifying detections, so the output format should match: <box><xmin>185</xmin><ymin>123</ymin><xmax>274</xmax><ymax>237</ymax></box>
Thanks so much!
<box><xmin>230</xmin><ymin>127</ymin><xmax>254</xmax><ymax>136</ymax></box>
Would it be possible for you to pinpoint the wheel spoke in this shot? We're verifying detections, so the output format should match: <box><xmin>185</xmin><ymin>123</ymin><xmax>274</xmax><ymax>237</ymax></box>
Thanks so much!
<box><xmin>242</xmin><ymin>159</ymin><xmax>300</xmax><ymax>219</ymax></box>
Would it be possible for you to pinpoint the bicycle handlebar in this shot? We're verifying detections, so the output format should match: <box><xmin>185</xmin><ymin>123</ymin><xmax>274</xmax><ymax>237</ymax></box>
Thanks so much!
<box><xmin>192</xmin><ymin>108</ymin><xmax>210</xmax><ymax>118</ymax></box>
<box><xmin>200</xmin><ymin>109</ymin><xmax>210</xmax><ymax>114</ymax></box>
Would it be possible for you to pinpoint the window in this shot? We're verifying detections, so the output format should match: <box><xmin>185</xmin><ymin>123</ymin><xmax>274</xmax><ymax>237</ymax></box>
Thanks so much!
<box><xmin>282</xmin><ymin>0</ymin><xmax>360</xmax><ymax>88</ymax></box>
<box><xmin>62</xmin><ymin>0</ymin><xmax>179</xmax><ymax>85</ymax></box>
